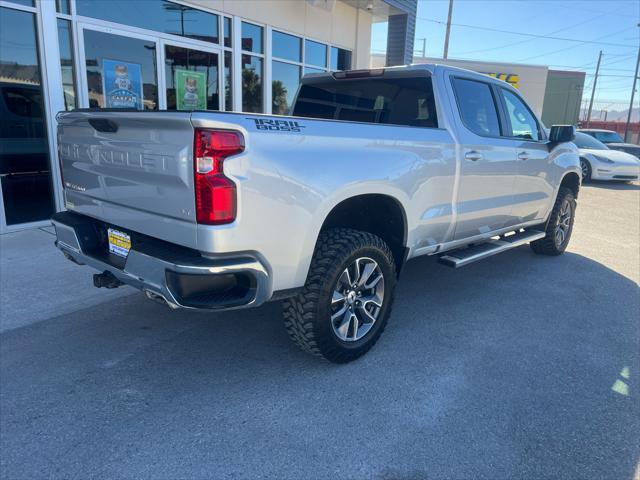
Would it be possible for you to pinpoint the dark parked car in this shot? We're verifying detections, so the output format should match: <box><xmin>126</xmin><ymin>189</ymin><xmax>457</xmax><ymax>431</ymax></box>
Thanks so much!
<box><xmin>578</xmin><ymin>129</ymin><xmax>640</xmax><ymax>159</ymax></box>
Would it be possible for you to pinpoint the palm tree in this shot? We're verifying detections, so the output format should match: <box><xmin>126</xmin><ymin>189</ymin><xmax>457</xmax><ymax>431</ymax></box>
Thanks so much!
<box><xmin>272</xmin><ymin>80</ymin><xmax>289</xmax><ymax>115</ymax></box>
<box><xmin>242</xmin><ymin>68</ymin><xmax>262</xmax><ymax>113</ymax></box>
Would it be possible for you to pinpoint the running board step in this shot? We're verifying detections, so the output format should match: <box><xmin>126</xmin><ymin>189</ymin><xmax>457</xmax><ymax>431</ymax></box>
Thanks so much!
<box><xmin>438</xmin><ymin>230</ymin><xmax>545</xmax><ymax>268</ymax></box>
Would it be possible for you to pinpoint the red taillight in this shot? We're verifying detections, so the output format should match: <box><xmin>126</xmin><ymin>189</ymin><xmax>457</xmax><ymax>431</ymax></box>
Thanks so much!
<box><xmin>194</xmin><ymin>129</ymin><xmax>244</xmax><ymax>225</ymax></box>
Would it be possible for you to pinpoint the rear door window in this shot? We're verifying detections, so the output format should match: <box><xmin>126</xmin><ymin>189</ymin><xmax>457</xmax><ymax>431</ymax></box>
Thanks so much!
<box><xmin>292</xmin><ymin>76</ymin><xmax>438</xmax><ymax>128</ymax></box>
<box><xmin>451</xmin><ymin>77</ymin><xmax>501</xmax><ymax>137</ymax></box>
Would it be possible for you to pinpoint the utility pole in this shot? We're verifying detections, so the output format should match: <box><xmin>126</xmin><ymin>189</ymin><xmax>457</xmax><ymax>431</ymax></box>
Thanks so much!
<box><xmin>624</xmin><ymin>42</ymin><xmax>640</xmax><ymax>142</ymax></box>
<box><xmin>415</xmin><ymin>38</ymin><xmax>427</xmax><ymax>59</ymax></box>
<box><xmin>586</xmin><ymin>50</ymin><xmax>603</xmax><ymax>128</ymax></box>
<box><xmin>443</xmin><ymin>0</ymin><xmax>454</xmax><ymax>59</ymax></box>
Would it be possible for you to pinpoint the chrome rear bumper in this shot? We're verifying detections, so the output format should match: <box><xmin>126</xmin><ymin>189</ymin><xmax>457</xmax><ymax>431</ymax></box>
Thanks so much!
<box><xmin>52</xmin><ymin>212</ymin><xmax>270</xmax><ymax>311</ymax></box>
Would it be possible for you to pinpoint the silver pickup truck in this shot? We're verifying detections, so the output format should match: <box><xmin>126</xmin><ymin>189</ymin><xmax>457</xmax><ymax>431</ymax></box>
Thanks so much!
<box><xmin>53</xmin><ymin>64</ymin><xmax>581</xmax><ymax>363</ymax></box>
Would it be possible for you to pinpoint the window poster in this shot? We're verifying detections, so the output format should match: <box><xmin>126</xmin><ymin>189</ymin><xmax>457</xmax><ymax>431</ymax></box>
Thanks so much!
<box><xmin>175</xmin><ymin>69</ymin><xmax>207</xmax><ymax>110</ymax></box>
<box><xmin>102</xmin><ymin>59</ymin><xmax>144</xmax><ymax>109</ymax></box>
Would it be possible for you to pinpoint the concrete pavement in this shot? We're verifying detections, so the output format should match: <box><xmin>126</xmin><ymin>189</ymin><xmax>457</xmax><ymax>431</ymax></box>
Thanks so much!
<box><xmin>0</xmin><ymin>227</ymin><xmax>133</xmax><ymax>333</ymax></box>
<box><xmin>1</xmin><ymin>182</ymin><xmax>639</xmax><ymax>479</ymax></box>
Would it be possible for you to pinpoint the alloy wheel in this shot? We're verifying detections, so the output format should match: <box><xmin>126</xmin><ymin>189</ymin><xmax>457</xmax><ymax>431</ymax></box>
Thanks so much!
<box><xmin>330</xmin><ymin>257</ymin><xmax>385</xmax><ymax>342</ymax></box>
<box><xmin>554</xmin><ymin>199</ymin><xmax>572</xmax><ymax>248</ymax></box>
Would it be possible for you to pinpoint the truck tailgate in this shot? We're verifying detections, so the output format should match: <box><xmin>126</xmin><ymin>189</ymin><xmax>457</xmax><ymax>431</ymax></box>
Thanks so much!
<box><xmin>57</xmin><ymin>111</ymin><xmax>198</xmax><ymax>248</ymax></box>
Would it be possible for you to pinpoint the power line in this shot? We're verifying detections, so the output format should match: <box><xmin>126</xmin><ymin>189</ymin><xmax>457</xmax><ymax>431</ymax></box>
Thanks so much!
<box><xmin>546</xmin><ymin>60</ymin><xmax>596</xmax><ymax>70</ymax></box>
<box><xmin>600</xmin><ymin>55</ymin><xmax>637</xmax><ymax>68</ymax></box>
<box><xmin>415</xmin><ymin>16</ymin><xmax>637</xmax><ymax>49</ymax></box>
<box><xmin>600</xmin><ymin>67</ymin><xmax>637</xmax><ymax>72</ymax></box>
<box><xmin>453</xmin><ymin>12</ymin><xmax>609</xmax><ymax>56</ymax></box>
<box><xmin>599</xmin><ymin>73</ymin><xmax>639</xmax><ymax>78</ymax></box>
<box><xmin>515</xmin><ymin>26</ymin><xmax>637</xmax><ymax>62</ymax></box>
<box><xmin>552</xmin><ymin>2</ymin><xmax>636</xmax><ymax>19</ymax></box>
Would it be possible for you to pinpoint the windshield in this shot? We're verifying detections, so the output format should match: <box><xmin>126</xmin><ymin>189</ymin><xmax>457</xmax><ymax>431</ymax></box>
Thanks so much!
<box><xmin>574</xmin><ymin>132</ymin><xmax>609</xmax><ymax>150</ymax></box>
<box><xmin>592</xmin><ymin>131</ymin><xmax>624</xmax><ymax>143</ymax></box>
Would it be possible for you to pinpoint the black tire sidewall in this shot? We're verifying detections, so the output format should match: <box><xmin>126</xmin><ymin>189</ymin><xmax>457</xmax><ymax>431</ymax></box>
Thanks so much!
<box><xmin>550</xmin><ymin>190</ymin><xmax>576</xmax><ymax>253</ymax></box>
<box><xmin>580</xmin><ymin>159</ymin><xmax>591</xmax><ymax>182</ymax></box>
<box><xmin>315</xmin><ymin>244</ymin><xmax>396</xmax><ymax>353</ymax></box>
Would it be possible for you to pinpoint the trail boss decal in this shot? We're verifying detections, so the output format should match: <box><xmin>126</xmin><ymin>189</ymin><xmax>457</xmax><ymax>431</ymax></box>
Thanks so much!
<box><xmin>247</xmin><ymin>118</ymin><xmax>306</xmax><ymax>132</ymax></box>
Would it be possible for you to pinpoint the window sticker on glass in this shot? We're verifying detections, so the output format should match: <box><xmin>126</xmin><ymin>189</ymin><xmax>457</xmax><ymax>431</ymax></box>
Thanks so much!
<box><xmin>175</xmin><ymin>70</ymin><xmax>207</xmax><ymax>110</ymax></box>
<box><xmin>102</xmin><ymin>59</ymin><xmax>144</xmax><ymax>110</ymax></box>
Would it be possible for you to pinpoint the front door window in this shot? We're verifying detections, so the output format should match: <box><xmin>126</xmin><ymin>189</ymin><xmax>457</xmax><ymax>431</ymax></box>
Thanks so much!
<box><xmin>0</xmin><ymin>6</ymin><xmax>55</xmax><ymax>227</ymax></box>
<box><xmin>500</xmin><ymin>88</ymin><xmax>540</xmax><ymax>141</ymax></box>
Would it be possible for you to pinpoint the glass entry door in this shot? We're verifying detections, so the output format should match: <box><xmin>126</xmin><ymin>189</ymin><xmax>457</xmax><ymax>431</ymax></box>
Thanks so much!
<box><xmin>77</xmin><ymin>25</ymin><xmax>222</xmax><ymax>112</ymax></box>
<box><xmin>0</xmin><ymin>6</ymin><xmax>55</xmax><ymax>231</ymax></box>
<box><xmin>79</xmin><ymin>25</ymin><xmax>160</xmax><ymax>110</ymax></box>
<box><xmin>163</xmin><ymin>42</ymin><xmax>221</xmax><ymax>111</ymax></box>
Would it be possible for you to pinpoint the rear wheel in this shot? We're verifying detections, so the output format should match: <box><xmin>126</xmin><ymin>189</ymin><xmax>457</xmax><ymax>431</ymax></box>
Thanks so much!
<box><xmin>282</xmin><ymin>228</ymin><xmax>397</xmax><ymax>363</ymax></box>
<box><xmin>580</xmin><ymin>158</ymin><xmax>592</xmax><ymax>182</ymax></box>
<box><xmin>530</xmin><ymin>187</ymin><xmax>576</xmax><ymax>256</ymax></box>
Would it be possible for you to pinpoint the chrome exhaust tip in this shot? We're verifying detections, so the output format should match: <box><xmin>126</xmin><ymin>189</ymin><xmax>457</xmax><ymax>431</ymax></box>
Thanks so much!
<box><xmin>144</xmin><ymin>289</ymin><xmax>179</xmax><ymax>309</ymax></box>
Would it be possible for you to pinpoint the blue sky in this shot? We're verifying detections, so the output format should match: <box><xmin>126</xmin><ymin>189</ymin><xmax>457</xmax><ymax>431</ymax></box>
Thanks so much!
<box><xmin>372</xmin><ymin>0</ymin><xmax>639</xmax><ymax>113</ymax></box>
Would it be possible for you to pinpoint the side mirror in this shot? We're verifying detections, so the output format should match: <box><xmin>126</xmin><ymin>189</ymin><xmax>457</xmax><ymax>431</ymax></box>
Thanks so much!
<box><xmin>549</xmin><ymin>125</ymin><xmax>575</xmax><ymax>143</ymax></box>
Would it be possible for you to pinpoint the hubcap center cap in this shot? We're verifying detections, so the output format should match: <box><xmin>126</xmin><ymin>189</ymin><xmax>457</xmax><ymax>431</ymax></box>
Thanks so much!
<box><xmin>346</xmin><ymin>290</ymin><xmax>357</xmax><ymax>305</ymax></box>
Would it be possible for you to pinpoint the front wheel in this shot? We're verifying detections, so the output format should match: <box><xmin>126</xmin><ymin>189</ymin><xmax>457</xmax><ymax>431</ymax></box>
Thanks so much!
<box><xmin>530</xmin><ymin>187</ymin><xmax>576</xmax><ymax>256</ymax></box>
<box><xmin>282</xmin><ymin>228</ymin><xmax>397</xmax><ymax>363</ymax></box>
<box><xmin>580</xmin><ymin>158</ymin><xmax>592</xmax><ymax>182</ymax></box>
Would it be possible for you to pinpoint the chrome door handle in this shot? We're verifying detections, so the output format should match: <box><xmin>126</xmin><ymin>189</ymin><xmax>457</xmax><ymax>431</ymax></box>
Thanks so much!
<box><xmin>518</xmin><ymin>151</ymin><xmax>530</xmax><ymax>161</ymax></box>
<box><xmin>464</xmin><ymin>151</ymin><xmax>483</xmax><ymax>162</ymax></box>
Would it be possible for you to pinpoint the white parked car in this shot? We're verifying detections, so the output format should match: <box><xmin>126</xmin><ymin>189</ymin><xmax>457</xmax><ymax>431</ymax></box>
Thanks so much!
<box><xmin>574</xmin><ymin>132</ymin><xmax>640</xmax><ymax>182</ymax></box>
<box><xmin>578</xmin><ymin>128</ymin><xmax>640</xmax><ymax>159</ymax></box>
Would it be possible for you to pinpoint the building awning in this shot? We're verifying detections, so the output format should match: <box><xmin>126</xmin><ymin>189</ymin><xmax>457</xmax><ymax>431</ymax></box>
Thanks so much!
<box><xmin>340</xmin><ymin>0</ymin><xmax>409</xmax><ymax>21</ymax></box>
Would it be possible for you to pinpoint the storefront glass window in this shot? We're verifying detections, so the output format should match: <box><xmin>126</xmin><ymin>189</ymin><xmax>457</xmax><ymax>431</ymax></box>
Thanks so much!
<box><xmin>223</xmin><ymin>17</ymin><xmax>232</xmax><ymax>48</ymax></box>
<box><xmin>330</xmin><ymin>47</ymin><xmax>352</xmax><ymax>71</ymax></box>
<box><xmin>76</xmin><ymin>1</ymin><xmax>219</xmax><ymax>44</ymax></box>
<box><xmin>305</xmin><ymin>40</ymin><xmax>327</xmax><ymax>68</ymax></box>
<box><xmin>224</xmin><ymin>51</ymin><xmax>232</xmax><ymax>111</ymax></box>
<box><xmin>83</xmin><ymin>30</ymin><xmax>159</xmax><ymax>110</ymax></box>
<box><xmin>242</xmin><ymin>54</ymin><xmax>262</xmax><ymax>113</ymax></box>
<box><xmin>0</xmin><ymin>7</ymin><xmax>55</xmax><ymax>226</ymax></box>
<box><xmin>272</xmin><ymin>31</ymin><xmax>301</xmax><ymax>62</ymax></box>
<box><xmin>5</xmin><ymin>0</ymin><xmax>34</xmax><ymax>7</ymax></box>
<box><xmin>57</xmin><ymin>19</ymin><xmax>76</xmax><ymax>110</ymax></box>
<box><xmin>304</xmin><ymin>67</ymin><xmax>325</xmax><ymax>75</ymax></box>
<box><xmin>241</xmin><ymin>22</ymin><xmax>263</xmax><ymax>54</ymax></box>
<box><xmin>272</xmin><ymin>61</ymin><xmax>300</xmax><ymax>115</ymax></box>
<box><xmin>56</xmin><ymin>0</ymin><xmax>70</xmax><ymax>14</ymax></box>
<box><xmin>165</xmin><ymin>45</ymin><xmax>219</xmax><ymax>111</ymax></box>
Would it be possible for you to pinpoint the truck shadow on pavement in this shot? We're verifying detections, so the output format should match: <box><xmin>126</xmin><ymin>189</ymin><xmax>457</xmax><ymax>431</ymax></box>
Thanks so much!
<box><xmin>1</xmin><ymin>247</ymin><xmax>639</xmax><ymax>479</ymax></box>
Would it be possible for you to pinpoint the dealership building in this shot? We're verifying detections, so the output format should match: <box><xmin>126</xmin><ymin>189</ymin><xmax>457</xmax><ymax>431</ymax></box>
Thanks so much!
<box><xmin>0</xmin><ymin>0</ymin><xmax>417</xmax><ymax>233</ymax></box>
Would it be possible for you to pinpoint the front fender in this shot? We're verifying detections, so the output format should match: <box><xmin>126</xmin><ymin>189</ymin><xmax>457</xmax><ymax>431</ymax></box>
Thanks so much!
<box><xmin>553</xmin><ymin>141</ymin><xmax>581</xmax><ymax>187</ymax></box>
<box><xmin>535</xmin><ymin>142</ymin><xmax>580</xmax><ymax>224</ymax></box>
